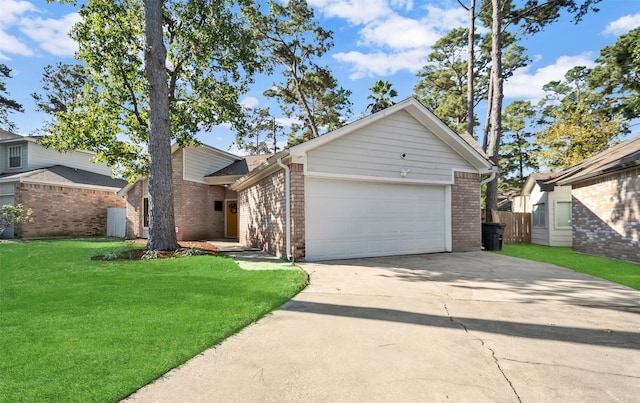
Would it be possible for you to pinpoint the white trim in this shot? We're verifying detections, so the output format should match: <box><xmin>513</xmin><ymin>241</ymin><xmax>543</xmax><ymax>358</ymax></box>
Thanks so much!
<box><xmin>303</xmin><ymin>170</ymin><xmax>456</xmax><ymax>185</ymax></box>
<box><xmin>445</xmin><ymin>184</ymin><xmax>452</xmax><ymax>252</ymax></box>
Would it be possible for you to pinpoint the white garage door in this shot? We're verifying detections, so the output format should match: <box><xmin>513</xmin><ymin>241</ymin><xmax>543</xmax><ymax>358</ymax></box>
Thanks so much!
<box><xmin>305</xmin><ymin>178</ymin><xmax>449</xmax><ymax>261</ymax></box>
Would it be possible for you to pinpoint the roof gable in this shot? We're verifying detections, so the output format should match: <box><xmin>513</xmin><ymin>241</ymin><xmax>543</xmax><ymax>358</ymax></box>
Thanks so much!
<box><xmin>552</xmin><ymin>136</ymin><xmax>640</xmax><ymax>185</ymax></box>
<box><xmin>289</xmin><ymin>97</ymin><xmax>492</xmax><ymax>172</ymax></box>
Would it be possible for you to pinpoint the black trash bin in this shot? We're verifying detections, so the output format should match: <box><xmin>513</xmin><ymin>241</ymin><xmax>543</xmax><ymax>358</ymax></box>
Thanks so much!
<box><xmin>482</xmin><ymin>222</ymin><xmax>506</xmax><ymax>251</ymax></box>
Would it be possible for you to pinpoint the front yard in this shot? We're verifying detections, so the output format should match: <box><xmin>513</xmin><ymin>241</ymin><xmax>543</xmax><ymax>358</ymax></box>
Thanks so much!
<box><xmin>0</xmin><ymin>240</ymin><xmax>308</xmax><ymax>402</ymax></box>
<box><xmin>497</xmin><ymin>244</ymin><xmax>640</xmax><ymax>290</ymax></box>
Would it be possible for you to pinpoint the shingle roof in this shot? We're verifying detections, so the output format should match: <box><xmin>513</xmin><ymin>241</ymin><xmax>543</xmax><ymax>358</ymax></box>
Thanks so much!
<box><xmin>0</xmin><ymin>165</ymin><xmax>127</xmax><ymax>189</ymax></box>
<box><xmin>0</xmin><ymin>128</ymin><xmax>22</xmax><ymax>140</ymax></box>
<box><xmin>207</xmin><ymin>154</ymin><xmax>272</xmax><ymax>177</ymax></box>
<box><xmin>550</xmin><ymin>136</ymin><xmax>640</xmax><ymax>185</ymax></box>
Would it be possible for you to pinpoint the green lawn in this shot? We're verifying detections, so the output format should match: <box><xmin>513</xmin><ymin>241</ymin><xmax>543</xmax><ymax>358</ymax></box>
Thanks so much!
<box><xmin>497</xmin><ymin>244</ymin><xmax>640</xmax><ymax>290</ymax></box>
<box><xmin>0</xmin><ymin>240</ymin><xmax>308</xmax><ymax>402</ymax></box>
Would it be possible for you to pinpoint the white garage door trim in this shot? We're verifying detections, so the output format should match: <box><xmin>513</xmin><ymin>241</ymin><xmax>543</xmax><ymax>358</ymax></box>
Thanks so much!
<box><xmin>305</xmin><ymin>178</ymin><xmax>451</xmax><ymax>261</ymax></box>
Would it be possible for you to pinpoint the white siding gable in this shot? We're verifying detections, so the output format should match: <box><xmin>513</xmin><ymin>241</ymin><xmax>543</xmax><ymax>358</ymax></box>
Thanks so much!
<box><xmin>27</xmin><ymin>142</ymin><xmax>112</xmax><ymax>175</ymax></box>
<box><xmin>306</xmin><ymin>110</ymin><xmax>475</xmax><ymax>184</ymax></box>
<box><xmin>183</xmin><ymin>146</ymin><xmax>238</xmax><ymax>183</ymax></box>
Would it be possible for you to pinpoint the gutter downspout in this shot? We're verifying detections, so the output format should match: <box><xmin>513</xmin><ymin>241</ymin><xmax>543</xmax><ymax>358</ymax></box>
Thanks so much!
<box><xmin>276</xmin><ymin>158</ymin><xmax>293</xmax><ymax>261</ymax></box>
<box><xmin>480</xmin><ymin>169</ymin><xmax>497</xmax><ymax>186</ymax></box>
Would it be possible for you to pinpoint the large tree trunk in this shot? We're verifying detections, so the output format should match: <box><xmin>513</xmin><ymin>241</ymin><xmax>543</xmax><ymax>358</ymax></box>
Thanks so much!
<box><xmin>466</xmin><ymin>0</ymin><xmax>476</xmax><ymax>136</ymax></box>
<box><xmin>486</xmin><ymin>0</ymin><xmax>503</xmax><ymax>222</ymax></box>
<box><xmin>143</xmin><ymin>0</ymin><xmax>179</xmax><ymax>251</ymax></box>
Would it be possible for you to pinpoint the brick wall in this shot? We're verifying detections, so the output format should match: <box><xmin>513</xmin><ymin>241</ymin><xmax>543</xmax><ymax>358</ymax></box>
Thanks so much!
<box><xmin>238</xmin><ymin>169</ymin><xmax>287</xmax><ymax>258</ymax></box>
<box><xmin>289</xmin><ymin>164</ymin><xmax>305</xmax><ymax>259</ymax></box>
<box><xmin>15</xmin><ymin>182</ymin><xmax>125</xmax><ymax>238</ymax></box>
<box><xmin>125</xmin><ymin>181</ymin><xmax>143</xmax><ymax>239</ymax></box>
<box><xmin>451</xmin><ymin>171</ymin><xmax>482</xmax><ymax>251</ymax></box>
<box><xmin>571</xmin><ymin>167</ymin><xmax>640</xmax><ymax>263</ymax></box>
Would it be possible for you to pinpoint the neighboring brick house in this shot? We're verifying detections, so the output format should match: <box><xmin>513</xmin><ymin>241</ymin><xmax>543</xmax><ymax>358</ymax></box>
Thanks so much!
<box><xmin>0</xmin><ymin>129</ymin><xmax>126</xmax><ymax>239</ymax></box>
<box><xmin>232</xmin><ymin>98</ymin><xmax>494</xmax><ymax>261</ymax></box>
<box><xmin>548</xmin><ymin>136</ymin><xmax>640</xmax><ymax>263</ymax></box>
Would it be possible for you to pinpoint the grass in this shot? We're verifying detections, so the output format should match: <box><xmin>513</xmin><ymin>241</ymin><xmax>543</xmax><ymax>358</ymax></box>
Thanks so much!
<box><xmin>497</xmin><ymin>243</ymin><xmax>640</xmax><ymax>290</ymax></box>
<box><xmin>0</xmin><ymin>240</ymin><xmax>308</xmax><ymax>402</ymax></box>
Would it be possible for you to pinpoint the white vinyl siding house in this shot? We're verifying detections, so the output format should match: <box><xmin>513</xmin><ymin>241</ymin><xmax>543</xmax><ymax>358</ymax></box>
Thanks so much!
<box><xmin>182</xmin><ymin>145</ymin><xmax>239</xmax><ymax>184</ymax></box>
<box><xmin>513</xmin><ymin>174</ymin><xmax>572</xmax><ymax>247</ymax></box>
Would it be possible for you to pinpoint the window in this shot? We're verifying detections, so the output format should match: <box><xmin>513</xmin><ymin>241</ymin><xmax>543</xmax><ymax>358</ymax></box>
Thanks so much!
<box><xmin>8</xmin><ymin>146</ymin><xmax>22</xmax><ymax>168</ymax></box>
<box><xmin>533</xmin><ymin>203</ymin><xmax>546</xmax><ymax>227</ymax></box>
<box><xmin>143</xmin><ymin>197</ymin><xmax>150</xmax><ymax>227</ymax></box>
<box><xmin>556</xmin><ymin>202</ymin><xmax>572</xmax><ymax>227</ymax></box>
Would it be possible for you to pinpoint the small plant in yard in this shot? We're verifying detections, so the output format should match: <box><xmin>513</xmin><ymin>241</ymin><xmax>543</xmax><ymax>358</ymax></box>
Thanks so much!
<box><xmin>0</xmin><ymin>203</ymin><xmax>33</xmax><ymax>233</ymax></box>
<box><xmin>141</xmin><ymin>249</ymin><xmax>160</xmax><ymax>260</ymax></box>
<box><xmin>174</xmin><ymin>247</ymin><xmax>202</xmax><ymax>257</ymax></box>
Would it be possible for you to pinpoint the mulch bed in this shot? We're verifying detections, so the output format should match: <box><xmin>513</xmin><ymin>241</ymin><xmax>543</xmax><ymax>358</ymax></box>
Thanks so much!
<box><xmin>93</xmin><ymin>240</ymin><xmax>221</xmax><ymax>261</ymax></box>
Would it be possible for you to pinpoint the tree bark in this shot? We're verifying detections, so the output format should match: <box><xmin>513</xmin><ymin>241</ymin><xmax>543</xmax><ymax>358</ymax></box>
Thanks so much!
<box><xmin>143</xmin><ymin>0</ymin><xmax>179</xmax><ymax>251</ymax></box>
<box><xmin>466</xmin><ymin>0</ymin><xmax>476</xmax><ymax>136</ymax></box>
<box><xmin>486</xmin><ymin>0</ymin><xmax>503</xmax><ymax>222</ymax></box>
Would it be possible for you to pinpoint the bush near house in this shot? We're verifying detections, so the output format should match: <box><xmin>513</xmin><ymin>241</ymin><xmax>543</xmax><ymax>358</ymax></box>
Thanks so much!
<box><xmin>0</xmin><ymin>240</ymin><xmax>308</xmax><ymax>402</ymax></box>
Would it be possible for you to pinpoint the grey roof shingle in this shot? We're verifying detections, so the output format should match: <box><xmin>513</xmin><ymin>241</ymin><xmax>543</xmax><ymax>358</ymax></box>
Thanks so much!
<box><xmin>0</xmin><ymin>165</ymin><xmax>127</xmax><ymax>189</ymax></box>
<box><xmin>550</xmin><ymin>136</ymin><xmax>640</xmax><ymax>185</ymax></box>
<box><xmin>207</xmin><ymin>154</ymin><xmax>272</xmax><ymax>177</ymax></box>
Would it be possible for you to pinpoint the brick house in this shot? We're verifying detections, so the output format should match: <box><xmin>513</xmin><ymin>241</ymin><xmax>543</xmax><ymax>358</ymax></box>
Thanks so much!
<box><xmin>119</xmin><ymin>143</ymin><xmax>270</xmax><ymax>241</ymax></box>
<box><xmin>0</xmin><ymin>129</ymin><xmax>126</xmax><ymax>238</ymax></box>
<box><xmin>232</xmin><ymin>98</ymin><xmax>494</xmax><ymax>261</ymax></box>
<box><xmin>547</xmin><ymin>136</ymin><xmax>640</xmax><ymax>263</ymax></box>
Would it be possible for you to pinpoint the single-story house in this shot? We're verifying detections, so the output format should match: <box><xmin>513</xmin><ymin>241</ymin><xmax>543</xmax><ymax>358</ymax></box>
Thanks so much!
<box><xmin>120</xmin><ymin>98</ymin><xmax>494</xmax><ymax>260</ymax></box>
<box><xmin>118</xmin><ymin>143</ymin><xmax>270</xmax><ymax>240</ymax></box>
<box><xmin>512</xmin><ymin>172</ymin><xmax>573</xmax><ymax>246</ymax></box>
<box><xmin>547</xmin><ymin>135</ymin><xmax>640</xmax><ymax>263</ymax></box>
<box><xmin>0</xmin><ymin>129</ymin><xmax>126</xmax><ymax>238</ymax></box>
<box><xmin>232</xmin><ymin>97</ymin><xmax>494</xmax><ymax>261</ymax></box>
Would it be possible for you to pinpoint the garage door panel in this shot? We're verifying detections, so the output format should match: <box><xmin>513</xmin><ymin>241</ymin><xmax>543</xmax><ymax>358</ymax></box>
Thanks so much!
<box><xmin>306</xmin><ymin>178</ymin><xmax>447</xmax><ymax>261</ymax></box>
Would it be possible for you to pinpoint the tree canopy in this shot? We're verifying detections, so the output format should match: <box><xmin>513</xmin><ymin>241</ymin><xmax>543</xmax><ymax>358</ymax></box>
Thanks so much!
<box><xmin>367</xmin><ymin>80</ymin><xmax>398</xmax><ymax>114</ymax></box>
<box><xmin>0</xmin><ymin>64</ymin><xmax>24</xmax><ymax>132</ymax></box>
<box><xmin>41</xmin><ymin>0</ymin><xmax>260</xmax><ymax>181</ymax></box>
<box><xmin>247</xmin><ymin>0</ymin><xmax>352</xmax><ymax>145</ymax></box>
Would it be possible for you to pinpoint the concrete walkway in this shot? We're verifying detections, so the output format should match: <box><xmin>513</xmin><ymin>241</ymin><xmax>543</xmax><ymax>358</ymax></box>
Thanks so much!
<box><xmin>125</xmin><ymin>252</ymin><xmax>640</xmax><ymax>402</ymax></box>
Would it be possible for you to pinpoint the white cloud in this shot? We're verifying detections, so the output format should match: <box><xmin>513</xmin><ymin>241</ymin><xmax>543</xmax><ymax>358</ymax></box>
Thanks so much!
<box><xmin>0</xmin><ymin>0</ymin><xmax>37</xmax><ymax>26</ymax></box>
<box><xmin>334</xmin><ymin>48</ymin><xmax>428</xmax><ymax>79</ymax></box>
<box><xmin>359</xmin><ymin>15</ymin><xmax>441</xmax><ymax>49</ymax></box>
<box><xmin>603</xmin><ymin>13</ymin><xmax>640</xmax><ymax>36</ymax></box>
<box><xmin>504</xmin><ymin>53</ymin><xmax>595</xmax><ymax>101</ymax></box>
<box><xmin>308</xmin><ymin>0</ymin><xmax>391</xmax><ymax>25</ymax></box>
<box><xmin>0</xmin><ymin>30</ymin><xmax>34</xmax><ymax>59</ymax></box>
<box><xmin>20</xmin><ymin>13</ymin><xmax>80</xmax><ymax>57</ymax></box>
<box><xmin>240</xmin><ymin>96</ymin><xmax>260</xmax><ymax>109</ymax></box>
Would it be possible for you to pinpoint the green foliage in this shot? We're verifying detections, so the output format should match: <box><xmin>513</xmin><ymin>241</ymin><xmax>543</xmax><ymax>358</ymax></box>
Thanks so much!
<box><xmin>500</xmin><ymin>100</ymin><xmax>538</xmax><ymax>188</ymax></box>
<box><xmin>42</xmin><ymin>0</ymin><xmax>260</xmax><ymax>181</ymax></box>
<box><xmin>535</xmin><ymin>66</ymin><xmax>628</xmax><ymax>170</ymax></box>
<box><xmin>413</xmin><ymin>27</ymin><xmax>527</xmax><ymax>134</ymax></box>
<box><xmin>0</xmin><ymin>64</ymin><xmax>24</xmax><ymax>132</ymax></box>
<box><xmin>234</xmin><ymin>107</ymin><xmax>283</xmax><ymax>155</ymax></box>
<box><xmin>589</xmin><ymin>26</ymin><xmax>640</xmax><ymax>120</ymax></box>
<box><xmin>0</xmin><ymin>204</ymin><xmax>33</xmax><ymax>234</ymax></box>
<box><xmin>366</xmin><ymin>80</ymin><xmax>398</xmax><ymax>114</ymax></box>
<box><xmin>249</xmin><ymin>0</ymin><xmax>352</xmax><ymax>143</ymax></box>
<box><xmin>497</xmin><ymin>244</ymin><xmax>640</xmax><ymax>290</ymax></box>
<box><xmin>0</xmin><ymin>240</ymin><xmax>308</xmax><ymax>401</ymax></box>
<box><xmin>32</xmin><ymin>63</ymin><xmax>89</xmax><ymax>116</ymax></box>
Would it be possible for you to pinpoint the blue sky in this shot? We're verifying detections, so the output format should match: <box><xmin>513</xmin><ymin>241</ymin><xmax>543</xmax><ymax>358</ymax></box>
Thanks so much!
<box><xmin>1</xmin><ymin>0</ymin><xmax>639</xmax><ymax>153</ymax></box>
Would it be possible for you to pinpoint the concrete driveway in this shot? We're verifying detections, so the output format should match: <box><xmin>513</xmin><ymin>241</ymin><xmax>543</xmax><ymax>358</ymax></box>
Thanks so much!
<box><xmin>125</xmin><ymin>252</ymin><xmax>640</xmax><ymax>402</ymax></box>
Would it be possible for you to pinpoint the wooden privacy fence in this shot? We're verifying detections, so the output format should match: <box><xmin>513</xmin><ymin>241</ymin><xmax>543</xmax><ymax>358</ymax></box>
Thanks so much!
<box><xmin>490</xmin><ymin>210</ymin><xmax>531</xmax><ymax>244</ymax></box>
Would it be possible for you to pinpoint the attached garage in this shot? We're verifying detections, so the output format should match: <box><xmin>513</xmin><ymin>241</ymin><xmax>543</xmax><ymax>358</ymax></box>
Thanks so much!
<box><xmin>305</xmin><ymin>178</ymin><xmax>449</xmax><ymax>260</ymax></box>
<box><xmin>233</xmin><ymin>97</ymin><xmax>494</xmax><ymax>261</ymax></box>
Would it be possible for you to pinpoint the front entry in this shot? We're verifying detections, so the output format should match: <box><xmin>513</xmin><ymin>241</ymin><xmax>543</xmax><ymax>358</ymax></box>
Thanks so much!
<box><xmin>226</xmin><ymin>200</ymin><xmax>238</xmax><ymax>238</ymax></box>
